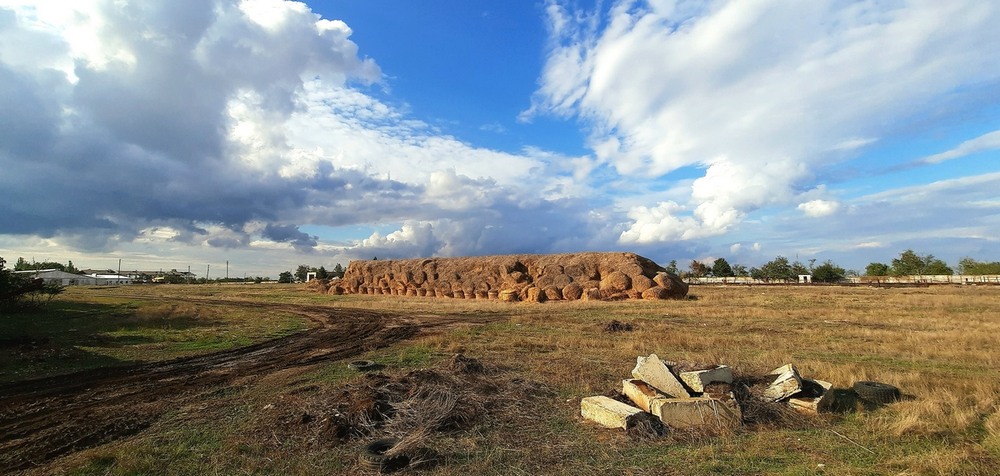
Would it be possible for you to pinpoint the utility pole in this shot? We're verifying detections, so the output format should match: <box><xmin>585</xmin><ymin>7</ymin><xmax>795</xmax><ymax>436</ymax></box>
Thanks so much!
<box><xmin>226</xmin><ymin>260</ymin><xmax>229</xmax><ymax>281</ymax></box>
<box><xmin>187</xmin><ymin>265</ymin><xmax>191</xmax><ymax>284</ymax></box>
<box><xmin>118</xmin><ymin>259</ymin><xmax>122</xmax><ymax>284</ymax></box>
<box><xmin>206</xmin><ymin>264</ymin><xmax>210</xmax><ymax>281</ymax></box>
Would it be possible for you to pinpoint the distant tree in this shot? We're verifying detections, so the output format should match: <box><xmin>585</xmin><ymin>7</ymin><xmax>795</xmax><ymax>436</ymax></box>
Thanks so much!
<box><xmin>790</xmin><ymin>260</ymin><xmax>810</xmax><ymax>277</ymax></box>
<box><xmin>661</xmin><ymin>260</ymin><xmax>678</xmax><ymax>275</ymax></box>
<box><xmin>294</xmin><ymin>264</ymin><xmax>311</xmax><ymax>282</ymax></box>
<box><xmin>1</xmin><ymin>256</ymin><xmax>63</xmax><ymax>310</ymax></box>
<box><xmin>162</xmin><ymin>274</ymin><xmax>186</xmax><ymax>284</ymax></box>
<box><xmin>812</xmin><ymin>260</ymin><xmax>846</xmax><ymax>283</ymax></box>
<box><xmin>254</xmin><ymin>276</ymin><xmax>263</xmax><ymax>284</ymax></box>
<box><xmin>758</xmin><ymin>256</ymin><xmax>795</xmax><ymax>282</ymax></box>
<box><xmin>278</xmin><ymin>271</ymin><xmax>294</xmax><ymax>283</ymax></box>
<box><xmin>958</xmin><ymin>258</ymin><xmax>1000</xmax><ymax>275</ymax></box>
<box><xmin>731</xmin><ymin>264</ymin><xmax>749</xmax><ymax>277</ymax></box>
<box><xmin>865</xmin><ymin>262</ymin><xmax>890</xmax><ymax>276</ymax></box>
<box><xmin>316</xmin><ymin>266</ymin><xmax>329</xmax><ymax>280</ymax></box>
<box><xmin>923</xmin><ymin>259</ymin><xmax>953</xmax><ymax>275</ymax></box>
<box><xmin>890</xmin><ymin>250</ymin><xmax>922</xmax><ymax>276</ymax></box>
<box><xmin>65</xmin><ymin>260</ymin><xmax>79</xmax><ymax>274</ymax></box>
<box><xmin>711</xmin><ymin>258</ymin><xmax>735</xmax><ymax>278</ymax></box>
<box><xmin>749</xmin><ymin>267</ymin><xmax>764</xmax><ymax>281</ymax></box>
<box><xmin>891</xmin><ymin>250</ymin><xmax>953</xmax><ymax>276</ymax></box>
<box><xmin>688</xmin><ymin>260</ymin><xmax>709</xmax><ymax>277</ymax></box>
<box><xmin>14</xmin><ymin>257</ymin><xmax>71</xmax><ymax>272</ymax></box>
<box><xmin>332</xmin><ymin>263</ymin><xmax>346</xmax><ymax>278</ymax></box>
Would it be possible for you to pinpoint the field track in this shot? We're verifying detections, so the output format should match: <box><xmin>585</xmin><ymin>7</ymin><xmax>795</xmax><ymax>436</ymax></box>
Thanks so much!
<box><xmin>0</xmin><ymin>296</ymin><xmax>503</xmax><ymax>471</ymax></box>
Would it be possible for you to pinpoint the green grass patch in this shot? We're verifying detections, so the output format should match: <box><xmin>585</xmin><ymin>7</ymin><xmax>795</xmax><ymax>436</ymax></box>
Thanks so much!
<box><xmin>0</xmin><ymin>289</ymin><xmax>309</xmax><ymax>382</ymax></box>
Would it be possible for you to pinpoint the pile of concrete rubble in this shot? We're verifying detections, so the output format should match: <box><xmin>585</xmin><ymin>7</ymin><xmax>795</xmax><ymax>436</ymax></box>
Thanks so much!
<box><xmin>581</xmin><ymin>354</ymin><xmax>858</xmax><ymax>434</ymax></box>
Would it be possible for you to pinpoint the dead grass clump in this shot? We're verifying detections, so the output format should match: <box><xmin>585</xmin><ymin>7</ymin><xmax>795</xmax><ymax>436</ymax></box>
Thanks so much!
<box><xmin>253</xmin><ymin>354</ymin><xmax>552</xmax><ymax>471</ymax></box>
<box><xmin>887</xmin><ymin>446</ymin><xmax>999</xmax><ymax>476</ymax></box>
<box><xmin>603</xmin><ymin>320</ymin><xmax>636</xmax><ymax>333</ymax></box>
<box><xmin>986</xmin><ymin>408</ymin><xmax>1000</xmax><ymax>439</ymax></box>
<box><xmin>624</xmin><ymin>412</ymin><xmax>668</xmax><ymax>440</ymax></box>
<box><xmin>867</xmin><ymin>389</ymin><xmax>989</xmax><ymax>438</ymax></box>
<box><xmin>384</xmin><ymin>379</ymin><xmax>483</xmax><ymax>432</ymax></box>
<box><xmin>380</xmin><ymin>429</ymin><xmax>440</xmax><ymax>471</ymax></box>
<box><xmin>448</xmin><ymin>352</ymin><xmax>486</xmax><ymax>374</ymax></box>
<box><xmin>731</xmin><ymin>375</ymin><xmax>813</xmax><ymax>429</ymax></box>
<box><xmin>254</xmin><ymin>374</ymin><xmax>393</xmax><ymax>446</ymax></box>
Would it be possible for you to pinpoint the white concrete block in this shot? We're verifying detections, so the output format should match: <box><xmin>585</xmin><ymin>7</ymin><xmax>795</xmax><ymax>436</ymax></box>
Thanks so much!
<box><xmin>787</xmin><ymin>378</ymin><xmax>833</xmax><ymax>414</ymax></box>
<box><xmin>680</xmin><ymin>365</ymin><xmax>733</xmax><ymax>393</ymax></box>
<box><xmin>580</xmin><ymin>396</ymin><xmax>643</xmax><ymax>429</ymax></box>
<box><xmin>763</xmin><ymin>365</ymin><xmax>802</xmax><ymax>402</ymax></box>
<box><xmin>769</xmin><ymin>363</ymin><xmax>796</xmax><ymax>375</ymax></box>
<box><xmin>649</xmin><ymin>397</ymin><xmax>741</xmax><ymax>430</ymax></box>
<box><xmin>632</xmin><ymin>354</ymin><xmax>690</xmax><ymax>398</ymax></box>
<box><xmin>622</xmin><ymin>379</ymin><xmax>668</xmax><ymax>412</ymax></box>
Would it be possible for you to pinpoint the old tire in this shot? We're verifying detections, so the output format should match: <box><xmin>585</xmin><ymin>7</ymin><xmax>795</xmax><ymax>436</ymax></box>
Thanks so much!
<box><xmin>359</xmin><ymin>438</ymin><xmax>410</xmax><ymax>471</ymax></box>
<box><xmin>348</xmin><ymin>360</ymin><xmax>376</xmax><ymax>371</ymax></box>
<box><xmin>852</xmin><ymin>381</ymin><xmax>901</xmax><ymax>404</ymax></box>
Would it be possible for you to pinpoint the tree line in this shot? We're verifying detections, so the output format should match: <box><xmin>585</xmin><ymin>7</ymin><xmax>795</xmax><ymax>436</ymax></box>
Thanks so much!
<box><xmin>278</xmin><ymin>263</ymin><xmax>346</xmax><ymax>283</ymax></box>
<box><xmin>1</xmin><ymin>257</ymin><xmax>64</xmax><ymax>311</ymax></box>
<box><xmin>675</xmin><ymin>249</ymin><xmax>1000</xmax><ymax>283</ymax></box>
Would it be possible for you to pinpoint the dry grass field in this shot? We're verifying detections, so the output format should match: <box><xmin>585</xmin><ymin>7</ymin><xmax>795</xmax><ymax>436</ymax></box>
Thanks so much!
<box><xmin>2</xmin><ymin>283</ymin><xmax>999</xmax><ymax>475</ymax></box>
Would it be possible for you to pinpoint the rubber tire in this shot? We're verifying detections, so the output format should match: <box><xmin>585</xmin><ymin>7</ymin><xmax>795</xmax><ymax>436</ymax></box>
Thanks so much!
<box><xmin>348</xmin><ymin>360</ymin><xmax>376</xmax><ymax>371</ymax></box>
<box><xmin>852</xmin><ymin>381</ymin><xmax>901</xmax><ymax>404</ymax></box>
<box><xmin>359</xmin><ymin>438</ymin><xmax>409</xmax><ymax>472</ymax></box>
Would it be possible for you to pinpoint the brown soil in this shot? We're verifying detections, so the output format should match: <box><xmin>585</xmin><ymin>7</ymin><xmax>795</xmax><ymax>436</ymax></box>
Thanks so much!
<box><xmin>0</xmin><ymin>298</ymin><xmax>504</xmax><ymax>472</ymax></box>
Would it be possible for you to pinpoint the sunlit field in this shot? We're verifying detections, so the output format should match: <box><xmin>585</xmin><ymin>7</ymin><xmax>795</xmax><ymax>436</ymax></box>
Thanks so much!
<box><xmin>3</xmin><ymin>283</ymin><xmax>998</xmax><ymax>475</ymax></box>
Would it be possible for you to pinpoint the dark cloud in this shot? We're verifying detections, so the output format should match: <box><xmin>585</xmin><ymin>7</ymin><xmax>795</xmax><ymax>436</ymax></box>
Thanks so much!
<box><xmin>0</xmin><ymin>65</ymin><xmax>65</xmax><ymax>158</ymax></box>
<box><xmin>262</xmin><ymin>224</ymin><xmax>318</xmax><ymax>252</ymax></box>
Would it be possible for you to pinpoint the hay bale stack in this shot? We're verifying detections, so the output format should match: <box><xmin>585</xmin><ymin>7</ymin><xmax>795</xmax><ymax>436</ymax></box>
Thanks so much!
<box><xmin>338</xmin><ymin>252</ymin><xmax>687</xmax><ymax>301</ymax></box>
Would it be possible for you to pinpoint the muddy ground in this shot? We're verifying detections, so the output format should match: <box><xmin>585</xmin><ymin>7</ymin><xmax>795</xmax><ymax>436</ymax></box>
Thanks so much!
<box><xmin>0</xmin><ymin>297</ymin><xmax>503</xmax><ymax>472</ymax></box>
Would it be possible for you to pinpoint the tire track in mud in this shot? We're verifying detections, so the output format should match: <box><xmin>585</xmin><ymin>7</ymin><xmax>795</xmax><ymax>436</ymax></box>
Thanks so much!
<box><xmin>0</xmin><ymin>302</ymin><xmax>426</xmax><ymax>472</ymax></box>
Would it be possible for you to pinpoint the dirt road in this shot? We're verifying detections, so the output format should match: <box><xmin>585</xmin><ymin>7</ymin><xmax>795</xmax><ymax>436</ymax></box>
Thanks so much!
<box><xmin>0</xmin><ymin>299</ymin><xmax>499</xmax><ymax>472</ymax></box>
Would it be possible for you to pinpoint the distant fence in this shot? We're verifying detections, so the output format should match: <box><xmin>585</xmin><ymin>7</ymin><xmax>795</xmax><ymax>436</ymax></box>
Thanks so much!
<box><xmin>688</xmin><ymin>275</ymin><xmax>1000</xmax><ymax>285</ymax></box>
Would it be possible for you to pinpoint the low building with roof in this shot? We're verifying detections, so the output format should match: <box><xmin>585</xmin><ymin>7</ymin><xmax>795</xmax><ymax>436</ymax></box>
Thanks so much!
<box><xmin>13</xmin><ymin>269</ymin><xmax>132</xmax><ymax>285</ymax></box>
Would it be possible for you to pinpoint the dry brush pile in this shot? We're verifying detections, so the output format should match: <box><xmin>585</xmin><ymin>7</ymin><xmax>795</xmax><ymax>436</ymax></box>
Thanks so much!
<box><xmin>255</xmin><ymin>354</ymin><xmax>554</xmax><ymax>472</ymax></box>
<box><xmin>319</xmin><ymin>252</ymin><xmax>689</xmax><ymax>302</ymax></box>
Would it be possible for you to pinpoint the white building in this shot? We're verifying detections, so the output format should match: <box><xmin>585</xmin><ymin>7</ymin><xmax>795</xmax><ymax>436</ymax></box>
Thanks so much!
<box><xmin>13</xmin><ymin>269</ymin><xmax>132</xmax><ymax>285</ymax></box>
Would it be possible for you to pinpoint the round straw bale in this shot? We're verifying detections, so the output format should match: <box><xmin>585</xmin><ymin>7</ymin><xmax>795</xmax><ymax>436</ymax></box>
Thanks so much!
<box><xmin>562</xmin><ymin>282</ymin><xmax>583</xmax><ymax>300</ymax></box>
<box><xmin>599</xmin><ymin>271</ymin><xmax>631</xmax><ymax>293</ymax></box>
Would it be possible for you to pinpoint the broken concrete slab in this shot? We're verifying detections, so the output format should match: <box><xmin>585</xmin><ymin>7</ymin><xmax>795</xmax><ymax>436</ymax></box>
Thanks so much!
<box><xmin>632</xmin><ymin>354</ymin><xmax>690</xmax><ymax>398</ymax></box>
<box><xmin>649</xmin><ymin>397</ymin><xmax>741</xmax><ymax>430</ymax></box>
<box><xmin>622</xmin><ymin>379</ymin><xmax>669</xmax><ymax>413</ymax></box>
<box><xmin>768</xmin><ymin>363</ymin><xmax>796</xmax><ymax>375</ymax></box>
<box><xmin>763</xmin><ymin>365</ymin><xmax>802</xmax><ymax>402</ymax></box>
<box><xmin>787</xmin><ymin>378</ymin><xmax>833</xmax><ymax>414</ymax></box>
<box><xmin>679</xmin><ymin>365</ymin><xmax>733</xmax><ymax>393</ymax></box>
<box><xmin>580</xmin><ymin>396</ymin><xmax>643</xmax><ymax>429</ymax></box>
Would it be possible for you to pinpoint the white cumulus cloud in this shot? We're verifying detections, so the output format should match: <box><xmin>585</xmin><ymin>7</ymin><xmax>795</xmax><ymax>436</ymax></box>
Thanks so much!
<box><xmin>798</xmin><ymin>199</ymin><xmax>841</xmax><ymax>218</ymax></box>
<box><xmin>531</xmin><ymin>0</ymin><xmax>1000</xmax><ymax>243</ymax></box>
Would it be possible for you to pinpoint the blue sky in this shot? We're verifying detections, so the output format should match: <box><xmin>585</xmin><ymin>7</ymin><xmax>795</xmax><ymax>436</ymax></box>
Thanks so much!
<box><xmin>0</xmin><ymin>0</ymin><xmax>998</xmax><ymax>278</ymax></box>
